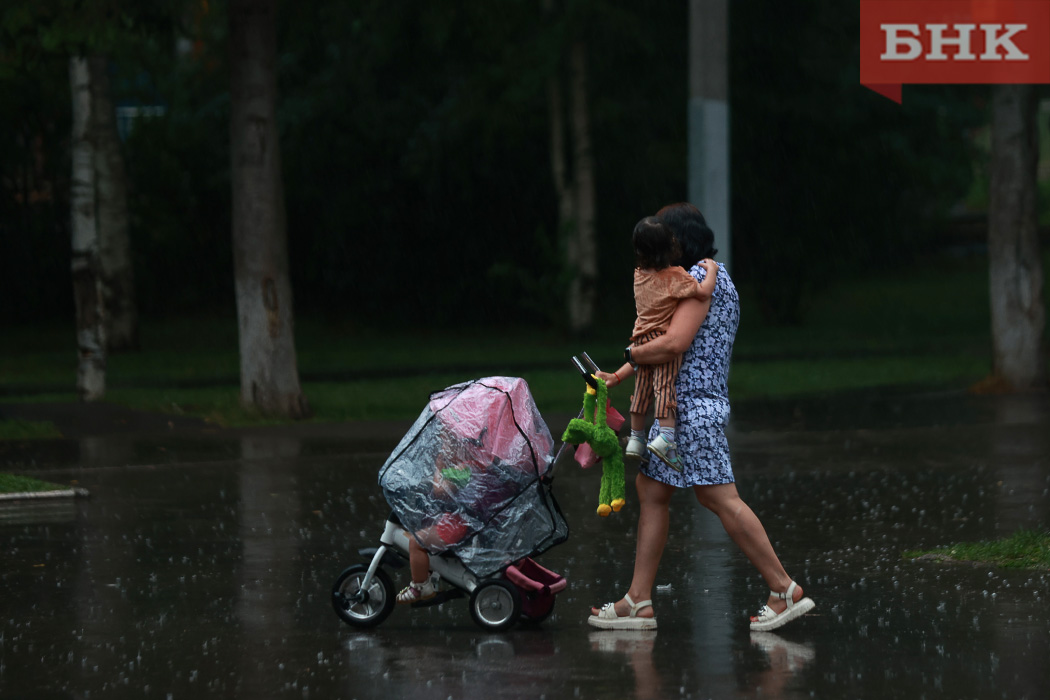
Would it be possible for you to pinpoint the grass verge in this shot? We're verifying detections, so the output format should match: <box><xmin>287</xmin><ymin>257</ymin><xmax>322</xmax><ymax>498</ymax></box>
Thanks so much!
<box><xmin>0</xmin><ymin>473</ymin><xmax>70</xmax><ymax>495</ymax></box>
<box><xmin>1</xmin><ymin>251</ymin><xmax>1047</xmax><ymax>427</ymax></box>
<box><xmin>904</xmin><ymin>529</ymin><xmax>1050</xmax><ymax>570</ymax></box>
<box><xmin>0</xmin><ymin>419</ymin><xmax>63</xmax><ymax>440</ymax></box>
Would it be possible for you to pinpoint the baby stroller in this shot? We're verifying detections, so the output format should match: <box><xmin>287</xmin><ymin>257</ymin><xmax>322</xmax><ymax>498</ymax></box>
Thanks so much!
<box><xmin>331</xmin><ymin>375</ymin><xmax>571</xmax><ymax>632</ymax></box>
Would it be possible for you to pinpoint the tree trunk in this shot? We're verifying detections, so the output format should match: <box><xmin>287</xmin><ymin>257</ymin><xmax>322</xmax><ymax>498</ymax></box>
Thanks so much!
<box><xmin>229</xmin><ymin>0</ymin><xmax>309</xmax><ymax>418</ymax></box>
<box><xmin>89</xmin><ymin>56</ymin><xmax>139</xmax><ymax>352</ymax></box>
<box><xmin>567</xmin><ymin>41</ymin><xmax>596</xmax><ymax>334</ymax></box>
<box><xmin>988</xmin><ymin>84</ymin><xmax>1046</xmax><ymax>391</ymax></box>
<box><xmin>546</xmin><ymin>28</ymin><xmax>596</xmax><ymax>335</ymax></box>
<box><xmin>69</xmin><ymin>56</ymin><xmax>106</xmax><ymax>401</ymax></box>
<box><xmin>547</xmin><ymin>75</ymin><xmax>573</xmax><ymax>237</ymax></box>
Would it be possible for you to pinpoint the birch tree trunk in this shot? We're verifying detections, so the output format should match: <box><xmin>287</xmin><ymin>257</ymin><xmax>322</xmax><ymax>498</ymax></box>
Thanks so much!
<box><xmin>546</xmin><ymin>30</ymin><xmax>596</xmax><ymax>334</ymax></box>
<box><xmin>229</xmin><ymin>0</ymin><xmax>309</xmax><ymax>418</ymax></box>
<box><xmin>988</xmin><ymin>84</ymin><xmax>1046</xmax><ymax>391</ymax></box>
<box><xmin>89</xmin><ymin>56</ymin><xmax>139</xmax><ymax>352</ymax></box>
<box><xmin>69</xmin><ymin>56</ymin><xmax>106</xmax><ymax>400</ymax></box>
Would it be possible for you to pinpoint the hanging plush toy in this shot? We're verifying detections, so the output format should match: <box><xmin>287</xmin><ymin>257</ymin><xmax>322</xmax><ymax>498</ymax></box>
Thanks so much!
<box><xmin>561</xmin><ymin>377</ymin><xmax>626</xmax><ymax>517</ymax></box>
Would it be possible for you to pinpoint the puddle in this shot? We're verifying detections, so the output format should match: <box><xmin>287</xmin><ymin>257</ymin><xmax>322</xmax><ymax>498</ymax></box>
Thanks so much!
<box><xmin>1</xmin><ymin>392</ymin><xmax>1048</xmax><ymax>699</ymax></box>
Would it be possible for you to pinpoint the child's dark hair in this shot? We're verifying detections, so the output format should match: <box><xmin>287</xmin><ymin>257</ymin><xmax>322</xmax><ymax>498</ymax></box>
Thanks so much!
<box><xmin>633</xmin><ymin>216</ymin><xmax>680</xmax><ymax>270</ymax></box>
<box><xmin>655</xmin><ymin>202</ymin><xmax>718</xmax><ymax>267</ymax></box>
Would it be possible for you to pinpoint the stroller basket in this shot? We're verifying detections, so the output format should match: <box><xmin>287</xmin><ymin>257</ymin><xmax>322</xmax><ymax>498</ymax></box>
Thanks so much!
<box><xmin>505</xmin><ymin>557</ymin><xmax>567</xmax><ymax>621</ymax></box>
<box><xmin>505</xmin><ymin>557</ymin><xmax>567</xmax><ymax>595</ymax></box>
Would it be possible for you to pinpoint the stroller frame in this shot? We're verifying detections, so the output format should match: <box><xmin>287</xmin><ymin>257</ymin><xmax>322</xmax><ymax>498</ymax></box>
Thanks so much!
<box><xmin>331</xmin><ymin>356</ymin><xmax>596</xmax><ymax>633</ymax></box>
<box><xmin>332</xmin><ymin>512</ymin><xmax>567</xmax><ymax>632</ymax></box>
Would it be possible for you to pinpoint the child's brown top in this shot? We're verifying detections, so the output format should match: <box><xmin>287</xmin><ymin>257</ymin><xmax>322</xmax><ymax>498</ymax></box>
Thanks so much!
<box><xmin>631</xmin><ymin>266</ymin><xmax>710</xmax><ymax>341</ymax></box>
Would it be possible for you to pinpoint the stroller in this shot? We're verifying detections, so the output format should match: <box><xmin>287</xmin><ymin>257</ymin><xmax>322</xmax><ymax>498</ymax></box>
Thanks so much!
<box><xmin>331</xmin><ymin>373</ymin><xmax>574</xmax><ymax>632</ymax></box>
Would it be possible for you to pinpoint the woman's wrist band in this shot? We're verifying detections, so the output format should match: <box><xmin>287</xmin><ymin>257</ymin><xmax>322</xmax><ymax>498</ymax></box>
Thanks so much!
<box><xmin>613</xmin><ymin>369</ymin><xmax>622</xmax><ymax>383</ymax></box>
<box><xmin>624</xmin><ymin>346</ymin><xmax>636</xmax><ymax>368</ymax></box>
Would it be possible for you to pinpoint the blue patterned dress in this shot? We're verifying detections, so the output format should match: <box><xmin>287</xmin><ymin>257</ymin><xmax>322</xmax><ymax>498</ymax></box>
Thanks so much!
<box><xmin>641</xmin><ymin>261</ymin><xmax>739</xmax><ymax>487</ymax></box>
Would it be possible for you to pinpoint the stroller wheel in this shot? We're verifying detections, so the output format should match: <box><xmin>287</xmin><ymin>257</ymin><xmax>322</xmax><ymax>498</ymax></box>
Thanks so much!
<box><xmin>469</xmin><ymin>580</ymin><xmax>521</xmax><ymax>632</ymax></box>
<box><xmin>332</xmin><ymin>564</ymin><xmax>395</xmax><ymax>628</ymax></box>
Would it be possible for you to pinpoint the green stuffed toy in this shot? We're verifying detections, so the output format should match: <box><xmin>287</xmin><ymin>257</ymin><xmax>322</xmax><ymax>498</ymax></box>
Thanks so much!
<box><xmin>561</xmin><ymin>377</ymin><xmax>626</xmax><ymax>517</ymax></box>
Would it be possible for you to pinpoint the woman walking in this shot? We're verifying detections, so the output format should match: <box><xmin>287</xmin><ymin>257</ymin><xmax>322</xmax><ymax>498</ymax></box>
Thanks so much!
<box><xmin>588</xmin><ymin>202</ymin><xmax>815</xmax><ymax>632</ymax></box>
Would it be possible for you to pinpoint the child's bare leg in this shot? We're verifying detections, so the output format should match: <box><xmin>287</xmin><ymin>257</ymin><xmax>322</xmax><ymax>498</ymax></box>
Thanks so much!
<box><xmin>408</xmin><ymin>538</ymin><xmax>430</xmax><ymax>583</ymax></box>
<box><xmin>397</xmin><ymin>537</ymin><xmax>437</xmax><ymax>603</ymax></box>
<box><xmin>631</xmin><ymin>412</ymin><xmax>646</xmax><ymax>433</ymax></box>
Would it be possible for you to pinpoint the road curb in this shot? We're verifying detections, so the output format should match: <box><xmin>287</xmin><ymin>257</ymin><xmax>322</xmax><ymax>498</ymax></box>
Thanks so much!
<box><xmin>0</xmin><ymin>487</ymin><xmax>90</xmax><ymax>502</ymax></box>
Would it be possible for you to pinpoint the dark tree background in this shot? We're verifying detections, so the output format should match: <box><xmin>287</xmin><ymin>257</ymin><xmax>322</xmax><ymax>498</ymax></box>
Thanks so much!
<box><xmin>0</xmin><ymin>0</ymin><xmax>984</xmax><ymax>330</ymax></box>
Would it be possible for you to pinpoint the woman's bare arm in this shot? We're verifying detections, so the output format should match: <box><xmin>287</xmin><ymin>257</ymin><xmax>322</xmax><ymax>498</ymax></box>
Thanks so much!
<box><xmin>631</xmin><ymin>297</ymin><xmax>710</xmax><ymax>365</ymax></box>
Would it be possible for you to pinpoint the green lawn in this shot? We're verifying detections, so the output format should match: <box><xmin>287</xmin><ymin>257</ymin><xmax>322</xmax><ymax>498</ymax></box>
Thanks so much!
<box><xmin>904</xmin><ymin>529</ymin><xmax>1050</xmax><ymax>570</ymax></box>
<box><xmin>1</xmin><ymin>251</ymin><xmax>1046</xmax><ymax>428</ymax></box>
<box><xmin>0</xmin><ymin>419</ymin><xmax>63</xmax><ymax>440</ymax></box>
<box><xmin>0</xmin><ymin>473</ymin><xmax>69</xmax><ymax>495</ymax></box>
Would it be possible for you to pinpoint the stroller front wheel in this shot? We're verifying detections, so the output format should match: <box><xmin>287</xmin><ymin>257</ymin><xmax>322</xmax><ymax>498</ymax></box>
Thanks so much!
<box><xmin>332</xmin><ymin>564</ymin><xmax>395</xmax><ymax>628</ymax></box>
<box><xmin>469</xmin><ymin>580</ymin><xmax>521</xmax><ymax>632</ymax></box>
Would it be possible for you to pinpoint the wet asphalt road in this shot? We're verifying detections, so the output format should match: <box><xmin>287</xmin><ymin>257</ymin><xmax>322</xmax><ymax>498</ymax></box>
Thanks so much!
<box><xmin>1</xmin><ymin>390</ymin><xmax>1048</xmax><ymax>699</ymax></box>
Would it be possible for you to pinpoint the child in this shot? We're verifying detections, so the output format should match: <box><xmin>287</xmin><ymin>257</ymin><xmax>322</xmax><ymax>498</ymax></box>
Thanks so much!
<box><xmin>396</xmin><ymin>427</ymin><xmax>503</xmax><ymax>604</ymax></box>
<box><xmin>396</xmin><ymin>463</ymin><xmax>472</xmax><ymax>604</ymax></box>
<box><xmin>619</xmin><ymin>216</ymin><xmax>718</xmax><ymax>470</ymax></box>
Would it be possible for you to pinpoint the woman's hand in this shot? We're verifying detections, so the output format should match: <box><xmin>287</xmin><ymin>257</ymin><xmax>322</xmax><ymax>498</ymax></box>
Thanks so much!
<box><xmin>631</xmin><ymin>297</ymin><xmax>710</xmax><ymax>364</ymax></box>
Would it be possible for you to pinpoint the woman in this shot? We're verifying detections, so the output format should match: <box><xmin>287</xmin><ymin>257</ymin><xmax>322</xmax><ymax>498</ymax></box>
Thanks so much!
<box><xmin>589</xmin><ymin>202</ymin><xmax>815</xmax><ymax>632</ymax></box>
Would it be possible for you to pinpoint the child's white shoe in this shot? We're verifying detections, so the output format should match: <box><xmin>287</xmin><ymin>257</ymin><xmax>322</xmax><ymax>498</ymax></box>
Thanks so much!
<box><xmin>624</xmin><ymin>436</ymin><xmax>647</xmax><ymax>464</ymax></box>
<box><xmin>647</xmin><ymin>434</ymin><xmax>682</xmax><ymax>471</ymax></box>
<box><xmin>396</xmin><ymin>578</ymin><xmax>436</xmax><ymax>604</ymax></box>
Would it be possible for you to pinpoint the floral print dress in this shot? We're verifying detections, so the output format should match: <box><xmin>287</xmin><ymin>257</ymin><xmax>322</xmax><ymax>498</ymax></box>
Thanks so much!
<box><xmin>641</xmin><ymin>261</ymin><xmax>739</xmax><ymax>487</ymax></box>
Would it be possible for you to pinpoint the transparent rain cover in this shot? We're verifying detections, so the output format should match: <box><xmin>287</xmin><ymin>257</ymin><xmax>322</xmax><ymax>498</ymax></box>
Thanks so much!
<box><xmin>379</xmin><ymin>377</ymin><xmax>568</xmax><ymax>578</ymax></box>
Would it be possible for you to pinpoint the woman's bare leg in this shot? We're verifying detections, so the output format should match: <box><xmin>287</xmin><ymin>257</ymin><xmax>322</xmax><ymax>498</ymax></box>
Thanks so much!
<box><xmin>593</xmin><ymin>471</ymin><xmax>673</xmax><ymax>618</ymax></box>
<box><xmin>693</xmin><ymin>483</ymin><xmax>804</xmax><ymax>613</ymax></box>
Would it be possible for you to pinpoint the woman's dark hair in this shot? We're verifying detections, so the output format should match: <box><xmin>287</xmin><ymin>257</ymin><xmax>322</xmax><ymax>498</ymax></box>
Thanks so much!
<box><xmin>655</xmin><ymin>202</ymin><xmax>718</xmax><ymax>267</ymax></box>
<box><xmin>633</xmin><ymin>216</ymin><xmax>680</xmax><ymax>270</ymax></box>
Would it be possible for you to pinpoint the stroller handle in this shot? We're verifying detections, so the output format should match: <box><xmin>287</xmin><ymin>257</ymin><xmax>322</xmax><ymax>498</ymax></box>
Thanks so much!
<box><xmin>554</xmin><ymin>354</ymin><xmax>602</xmax><ymax>466</ymax></box>
<box><xmin>571</xmin><ymin>353</ymin><xmax>601</xmax><ymax>389</ymax></box>
<box><xmin>579</xmin><ymin>352</ymin><xmax>600</xmax><ymax>374</ymax></box>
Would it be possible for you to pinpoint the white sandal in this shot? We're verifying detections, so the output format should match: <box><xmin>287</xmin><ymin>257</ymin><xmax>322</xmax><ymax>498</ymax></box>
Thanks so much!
<box><xmin>588</xmin><ymin>593</ymin><xmax>657</xmax><ymax>630</ymax></box>
<box><xmin>396</xmin><ymin>579</ymin><xmax>436</xmax><ymax>604</ymax></box>
<box><xmin>749</xmin><ymin>581</ymin><xmax>815</xmax><ymax>631</ymax></box>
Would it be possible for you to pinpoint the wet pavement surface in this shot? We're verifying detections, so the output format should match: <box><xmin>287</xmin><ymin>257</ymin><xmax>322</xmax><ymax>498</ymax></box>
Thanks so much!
<box><xmin>1</xmin><ymin>389</ymin><xmax>1049</xmax><ymax>699</ymax></box>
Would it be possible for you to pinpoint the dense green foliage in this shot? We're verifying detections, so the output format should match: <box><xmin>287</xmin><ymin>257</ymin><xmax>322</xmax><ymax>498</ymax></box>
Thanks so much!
<box><xmin>0</xmin><ymin>54</ymin><xmax>71</xmax><ymax>321</ymax></box>
<box><xmin>0</xmin><ymin>0</ymin><xmax>1005</xmax><ymax>331</ymax></box>
<box><xmin>0</xmin><ymin>0</ymin><xmax>205</xmax><ymax>320</ymax></box>
<box><xmin>730</xmin><ymin>3</ymin><xmax>986</xmax><ymax>321</ymax></box>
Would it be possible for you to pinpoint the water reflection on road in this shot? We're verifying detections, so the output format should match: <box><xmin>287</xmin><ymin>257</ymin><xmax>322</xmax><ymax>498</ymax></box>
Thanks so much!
<box><xmin>1</xmin><ymin>391</ymin><xmax>1048</xmax><ymax>699</ymax></box>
